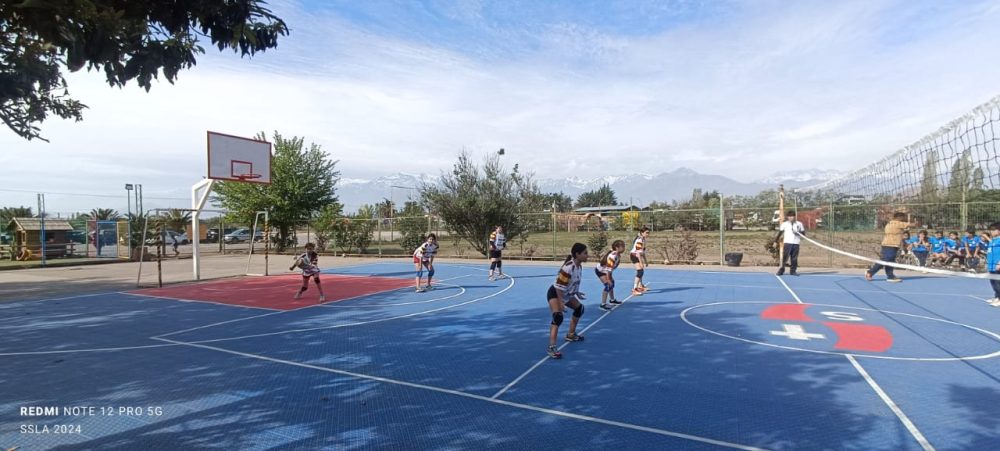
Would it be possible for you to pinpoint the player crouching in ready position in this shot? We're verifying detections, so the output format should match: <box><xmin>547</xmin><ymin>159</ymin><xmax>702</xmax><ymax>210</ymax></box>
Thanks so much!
<box><xmin>596</xmin><ymin>240</ymin><xmax>625</xmax><ymax>311</ymax></box>
<box><xmin>413</xmin><ymin>234</ymin><xmax>439</xmax><ymax>292</ymax></box>
<box><xmin>630</xmin><ymin>227</ymin><xmax>650</xmax><ymax>296</ymax></box>
<box><xmin>290</xmin><ymin>242</ymin><xmax>325</xmax><ymax>303</ymax></box>
<box><xmin>546</xmin><ymin>243</ymin><xmax>589</xmax><ymax>359</ymax></box>
<box><xmin>488</xmin><ymin>226</ymin><xmax>506</xmax><ymax>281</ymax></box>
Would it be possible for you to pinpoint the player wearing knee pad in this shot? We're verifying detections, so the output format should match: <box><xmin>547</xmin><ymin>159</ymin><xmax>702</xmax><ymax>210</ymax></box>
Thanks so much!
<box><xmin>546</xmin><ymin>243</ymin><xmax>590</xmax><ymax>359</ymax></box>
<box><xmin>488</xmin><ymin>226</ymin><xmax>506</xmax><ymax>281</ymax></box>
<box><xmin>596</xmin><ymin>239</ymin><xmax>625</xmax><ymax>310</ymax></box>
<box><xmin>413</xmin><ymin>234</ymin><xmax>438</xmax><ymax>292</ymax></box>
<box><xmin>290</xmin><ymin>242</ymin><xmax>325</xmax><ymax>303</ymax></box>
<box><xmin>630</xmin><ymin>227</ymin><xmax>650</xmax><ymax>295</ymax></box>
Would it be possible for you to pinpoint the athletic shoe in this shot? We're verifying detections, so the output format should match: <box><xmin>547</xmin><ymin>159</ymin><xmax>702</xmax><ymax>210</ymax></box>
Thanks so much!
<box><xmin>864</xmin><ymin>272</ymin><xmax>873</xmax><ymax>281</ymax></box>
<box><xmin>632</xmin><ymin>289</ymin><xmax>643</xmax><ymax>296</ymax></box>
<box><xmin>599</xmin><ymin>303</ymin><xmax>611</xmax><ymax>311</ymax></box>
<box><xmin>318</xmin><ymin>295</ymin><xmax>325</xmax><ymax>303</ymax></box>
<box><xmin>989</xmin><ymin>299</ymin><xmax>1000</xmax><ymax>307</ymax></box>
<box><xmin>425</xmin><ymin>285</ymin><xmax>433</xmax><ymax>291</ymax></box>
<box><xmin>789</xmin><ymin>272</ymin><xmax>799</xmax><ymax>276</ymax></box>
<box><xmin>498</xmin><ymin>274</ymin><xmax>507</xmax><ymax>279</ymax></box>
<box><xmin>547</xmin><ymin>346</ymin><xmax>562</xmax><ymax>359</ymax></box>
<box><xmin>610</xmin><ymin>299</ymin><xmax>623</xmax><ymax>305</ymax></box>
<box><xmin>887</xmin><ymin>278</ymin><xmax>902</xmax><ymax>283</ymax></box>
<box><xmin>293</xmin><ymin>292</ymin><xmax>302</xmax><ymax>300</ymax></box>
<box><xmin>488</xmin><ymin>275</ymin><xmax>495</xmax><ymax>281</ymax></box>
<box><xmin>639</xmin><ymin>286</ymin><xmax>649</xmax><ymax>292</ymax></box>
<box><xmin>776</xmin><ymin>270</ymin><xmax>784</xmax><ymax>276</ymax></box>
<box><xmin>984</xmin><ymin>297</ymin><xmax>999</xmax><ymax>304</ymax></box>
<box><xmin>565</xmin><ymin>333</ymin><xmax>585</xmax><ymax>342</ymax></box>
<box><xmin>416</xmin><ymin>287</ymin><xmax>426</xmax><ymax>293</ymax></box>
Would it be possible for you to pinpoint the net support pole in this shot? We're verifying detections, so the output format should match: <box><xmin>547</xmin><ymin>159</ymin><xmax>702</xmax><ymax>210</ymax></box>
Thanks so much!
<box><xmin>828</xmin><ymin>202</ymin><xmax>835</xmax><ymax>268</ymax></box>
<box><xmin>719</xmin><ymin>193</ymin><xmax>725</xmax><ymax>265</ymax></box>
<box><xmin>191</xmin><ymin>178</ymin><xmax>216</xmax><ymax>281</ymax></box>
<box><xmin>778</xmin><ymin>185</ymin><xmax>785</xmax><ymax>267</ymax></box>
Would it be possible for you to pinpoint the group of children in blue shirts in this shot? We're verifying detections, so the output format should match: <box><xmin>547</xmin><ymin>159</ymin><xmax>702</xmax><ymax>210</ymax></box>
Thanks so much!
<box><xmin>903</xmin><ymin>227</ymin><xmax>991</xmax><ymax>272</ymax></box>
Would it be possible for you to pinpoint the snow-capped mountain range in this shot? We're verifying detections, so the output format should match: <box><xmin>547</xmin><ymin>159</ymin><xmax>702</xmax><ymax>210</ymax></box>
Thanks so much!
<box><xmin>336</xmin><ymin>169</ymin><xmax>845</xmax><ymax>211</ymax></box>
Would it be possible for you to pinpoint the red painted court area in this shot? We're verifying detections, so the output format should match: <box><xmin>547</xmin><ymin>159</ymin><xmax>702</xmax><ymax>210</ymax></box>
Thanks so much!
<box><xmin>131</xmin><ymin>274</ymin><xmax>413</xmax><ymax>310</ymax></box>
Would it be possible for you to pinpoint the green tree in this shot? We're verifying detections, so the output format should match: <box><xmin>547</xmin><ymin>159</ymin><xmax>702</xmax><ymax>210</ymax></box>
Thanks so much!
<box><xmin>1</xmin><ymin>206</ymin><xmax>33</xmax><ymax>226</ymax></box>
<box><xmin>422</xmin><ymin>151</ymin><xmax>540</xmax><ymax>257</ymax></box>
<box><xmin>213</xmin><ymin>132</ymin><xmax>340</xmax><ymax>252</ymax></box>
<box><xmin>330</xmin><ymin>205</ymin><xmax>375</xmax><ymax>254</ymax></box>
<box><xmin>161</xmin><ymin>209</ymin><xmax>191</xmax><ymax>233</ymax></box>
<box><xmin>2</xmin><ymin>1</ymin><xmax>287</xmax><ymax>141</ymax></box>
<box><xmin>575</xmin><ymin>184</ymin><xmax>617</xmax><ymax>208</ymax></box>
<box><xmin>537</xmin><ymin>192</ymin><xmax>574</xmax><ymax>212</ymax></box>
<box><xmin>947</xmin><ymin>149</ymin><xmax>974</xmax><ymax>201</ymax></box>
<box><xmin>970</xmin><ymin>166</ymin><xmax>985</xmax><ymax>199</ymax></box>
<box><xmin>310</xmin><ymin>203</ymin><xmax>343</xmax><ymax>252</ymax></box>
<box><xmin>397</xmin><ymin>201</ymin><xmax>427</xmax><ymax>252</ymax></box>
<box><xmin>919</xmin><ymin>149</ymin><xmax>939</xmax><ymax>202</ymax></box>
<box><xmin>88</xmin><ymin>208</ymin><xmax>120</xmax><ymax>220</ymax></box>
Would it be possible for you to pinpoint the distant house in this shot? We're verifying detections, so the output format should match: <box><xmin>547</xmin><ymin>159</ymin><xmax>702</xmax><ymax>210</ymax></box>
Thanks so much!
<box><xmin>7</xmin><ymin>217</ymin><xmax>76</xmax><ymax>258</ymax></box>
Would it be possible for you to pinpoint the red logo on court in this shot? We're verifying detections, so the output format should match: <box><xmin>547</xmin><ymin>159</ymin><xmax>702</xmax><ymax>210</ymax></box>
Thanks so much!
<box><xmin>760</xmin><ymin>304</ymin><xmax>893</xmax><ymax>353</ymax></box>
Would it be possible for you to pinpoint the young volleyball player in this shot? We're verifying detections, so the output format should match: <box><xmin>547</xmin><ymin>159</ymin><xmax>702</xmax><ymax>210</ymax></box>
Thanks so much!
<box><xmin>290</xmin><ymin>242</ymin><xmax>325</xmax><ymax>303</ymax></box>
<box><xmin>487</xmin><ymin>226</ymin><xmax>506</xmax><ymax>281</ymax></box>
<box><xmin>595</xmin><ymin>240</ymin><xmax>625</xmax><ymax>311</ymax></box>
<box><xmin>546</xmin><ymin>243</ymin><xmax>589</xmax><ymax>359</ymax></box>
<box><xmin>630</xmin><ymin>227</ymin><xmax>650</xmax><ymax>295</ymax></box>
<box><xmin>986</xmin><ymin>223</ymin><xmax>1000</xmax><ymax>307</ymax></box>
<box><xmin>413</xmin><ymin>234</ymin><xmax>438</xmax><ymax>292</ymax></box>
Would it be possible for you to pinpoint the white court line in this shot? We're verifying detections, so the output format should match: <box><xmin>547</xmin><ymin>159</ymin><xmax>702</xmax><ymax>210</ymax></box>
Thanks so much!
<box><xmin>490</xmin><ymin>285</ymin><xmax>646</xmax><ymax>400</ymax></box>
<box><xmin>154</xmin><ymin>336</ymin><xmax>765</xmax><ymax>451</ymax></box>
<box><xmin>124</xmin><ymin>292</ymin><xmax>284</xmax><ymax>311</ymax></box>
<box><xmin>0</xmin><ymin>291</ymin><xmax>109</xmax><ymax>305</ymax></box>
<box><xmin>0</xmin><ymin>342</ymin><xmax>178</xmax><ymax>356</ymax></box>
<box><xmin>176</xmin><ymin>275</ymin><xmax>516</xmax><ymax>345</ymax></box>
<box><xmin>153</xmin><ymin>273</ymin><xmax>477</xmax><ymax>339</ymax></box>
<box><xmin>318</xmin><ymin>275</ymin><xmax>474</xmax><ymax>307</ymax></box>
<box><xmin>846</xmin><ymin>355</ymin><xmax>934</xmax><ymax>451</ymax></box>
<box><xmin>652</xmin><ymin>280</ymin><xmax>981</xmax><ymax>298</ymax></box>
<box><xmin>773</xmin><ymin>274</ymin><xmax>935</xmax><ymax>450</ymax></box>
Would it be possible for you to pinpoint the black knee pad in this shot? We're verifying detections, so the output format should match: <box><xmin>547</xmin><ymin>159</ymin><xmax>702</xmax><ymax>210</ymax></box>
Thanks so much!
<box><xmin>573</xmin><ymin>304</ymin><xmax>584</xmax><ymax>318</ymax></box>
<box><xmin>551</xmin><ymin>312</ymin><xmax>564</xmax><ymax>326</ymax></box>
<box><xmin>497</xmin><ymin>261</ymin><xmax>502</xmax><ymax>269</ymax></box>
<box><xmin>490</xmin><ymin>261</ymin><xmax>497</xmax><ymax>270</ymax></box>
<box><xmin>637</xmin><ymin>269</ymin><xmax>644</xmax><ymax>279</ymax></box>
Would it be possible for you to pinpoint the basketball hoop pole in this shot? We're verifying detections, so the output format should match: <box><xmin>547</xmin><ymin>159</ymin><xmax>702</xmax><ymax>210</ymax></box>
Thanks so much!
<box><xmin>192</xmin><ymin>178</ymin><xmax>216</xmax><ymax>280</ymax></box>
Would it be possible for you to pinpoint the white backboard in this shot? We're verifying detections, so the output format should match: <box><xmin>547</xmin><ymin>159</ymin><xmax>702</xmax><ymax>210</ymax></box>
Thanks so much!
<box><xmin>207</xmin><ymin>131</ymin><xmax>272</xmax><ymax>184</ymax></box>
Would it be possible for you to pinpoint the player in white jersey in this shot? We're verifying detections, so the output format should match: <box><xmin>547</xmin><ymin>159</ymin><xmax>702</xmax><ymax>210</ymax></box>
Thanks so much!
<box><xmin>413</xmin><ymin>234</ymin><xmax>439</xmax><ymax>292</ymax></box>
<box><xmin>629</xmin><ymin>227</ymin><xmax>650</xmax><ymax>296</ymax></box>
<box><xmin>546</xmin><ymin>243</ymin><xmax>589</xmax><ymax>359</ymax></box>
<box><xmin>595</xmin><ymin>240</ymin><xmax>625</xmax><ymax>310</ymax></box>
<box><xmin>290</xmin><ymin>242</ymin><xmax>325</xmax><ymax>303</ymax></box>
<box><xmin>488</xmin><ymin>226</ymin><xmax>507</xmax><ymax>281</ymax></box>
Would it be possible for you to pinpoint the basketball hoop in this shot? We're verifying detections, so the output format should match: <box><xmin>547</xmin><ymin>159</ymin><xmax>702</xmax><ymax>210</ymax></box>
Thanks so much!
<box><xmin>235</xmin><ymin>174</ymin><xmax>262</xmax><ymax>181</ymax></box>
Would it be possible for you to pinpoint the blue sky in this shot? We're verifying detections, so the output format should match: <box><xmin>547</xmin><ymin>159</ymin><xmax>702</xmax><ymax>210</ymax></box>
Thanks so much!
<box><xmin>2</xmin><ymin>0</ymin><xmax>1000</xmax><ymax>215</ymax></box>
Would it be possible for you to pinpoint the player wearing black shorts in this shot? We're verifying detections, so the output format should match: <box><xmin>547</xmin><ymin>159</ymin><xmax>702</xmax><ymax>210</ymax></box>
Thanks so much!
<box><xmin>488</xmin><ymin>226</ymin><xmax>506</xmax><ymax>281</ymax></box>
<box><xmin>630</xmin><ymin>227</ymin><xmax>650</xmax><ymax>295</ymax></box>
<box><xmin>595</xmin><ymin>240</ymin><xmax>625</xmax><ymax>310</ymax></box>
<box><xmin>546</xmin><ymin>243</ymin><xmax>589</xmax><ymax>359</ymax></box>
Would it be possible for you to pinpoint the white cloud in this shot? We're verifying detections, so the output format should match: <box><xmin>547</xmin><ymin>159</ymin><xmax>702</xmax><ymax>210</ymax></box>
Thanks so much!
<box><xmin>3</xmin><ymin>0</ymin><xmax>1000</xmax><ymax>214</ymax></box>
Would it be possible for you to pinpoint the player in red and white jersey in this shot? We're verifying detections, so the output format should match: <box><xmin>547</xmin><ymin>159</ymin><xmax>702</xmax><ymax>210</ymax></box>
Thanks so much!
<box><xmin>545</xmin><ymin>243</ymin><xmax>589</xmax><ymax>359</ymax></box>
<box><xmin>413</xmin><ymin>234</ymin><xmax>438</xmax><ymax>292</ymax></box>
<box><xmin>290</xmin><ymin>242</ymin><xmax>325</xmax><ymax>303</ymax></box>
<box><xmin>595</xmin><ymin>240</ymin><xmax>625</xmax><ymax>310</ymax></box>
<box><xmin>629</xmin><ymin>227</ymin><xmax>650</xmax><ymax>296</ymax></box>
<box><xmin>488</xmin><ymin>226</ymin><xmax>506</xmax><ymax>281</ymax></box>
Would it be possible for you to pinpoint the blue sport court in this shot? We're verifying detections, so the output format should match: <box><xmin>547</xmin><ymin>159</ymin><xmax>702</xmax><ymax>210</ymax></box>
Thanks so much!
<box><xmin>1</xmin><ymin>262</ymin><xmax>998</xmax><ymax>450</ymax></box>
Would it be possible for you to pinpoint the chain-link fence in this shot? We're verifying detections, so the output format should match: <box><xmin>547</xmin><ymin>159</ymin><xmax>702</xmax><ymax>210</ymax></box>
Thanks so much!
<box><xmin>301</xmin><ymin>201</ymin><xmax>1000</xmax><ymax>270</ymax></box>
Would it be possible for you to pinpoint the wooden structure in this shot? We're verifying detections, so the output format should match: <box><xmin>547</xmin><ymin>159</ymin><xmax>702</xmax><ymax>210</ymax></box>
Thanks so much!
<box><xmin>7</xmin><ymin>217</ymin><xmax>76</xmax><ymax>259</ymax></box>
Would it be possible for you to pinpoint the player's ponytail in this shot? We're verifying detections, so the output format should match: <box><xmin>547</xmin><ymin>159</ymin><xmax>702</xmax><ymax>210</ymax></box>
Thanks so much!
<box><xmin>565</xmin><ymin>242</ymin><xmax>587</xmax><ymax>264</ymax></box>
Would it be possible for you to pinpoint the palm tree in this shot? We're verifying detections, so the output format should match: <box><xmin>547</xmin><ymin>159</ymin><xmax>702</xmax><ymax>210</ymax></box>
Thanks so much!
<box><xmin>161</xmin><ymin>209</ymin><xmax>191</xmax><ymax>233</ymax></box>
<box><xmin>88</xmin><ymin>208</ymin><xmax>120</xmax><ymax>220</ymax></box>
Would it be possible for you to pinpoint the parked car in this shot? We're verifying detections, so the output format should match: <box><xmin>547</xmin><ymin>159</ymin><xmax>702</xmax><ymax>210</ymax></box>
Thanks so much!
<box><xmin>223</xmin><ymin>228</ymin><xmax>263</xmax><ymax>244</ymax></box>
<box><xmin>145</xmin><ymin>230</ymin><xmax>188</xmax><ymax>245</ymax></box>
<box><xmin>66</xmin><ymin>230</ymin><xmax>87</xmax><ymax>244</ymax></box>
<box><xmin>206</xmin><ymin>227</ymin><xmax>237</xmax><ymax>243</ymax></box>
